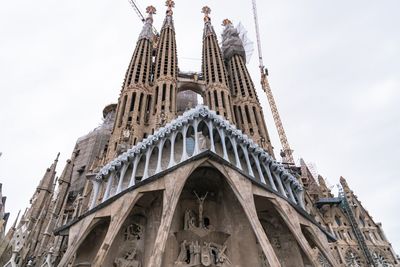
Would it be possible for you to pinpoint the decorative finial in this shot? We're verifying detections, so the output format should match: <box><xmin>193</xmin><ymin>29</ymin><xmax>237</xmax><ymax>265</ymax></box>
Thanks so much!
<box><xmin>166</xmin><ymin>0</ymin><xmax>175</xmax><ymax>15</ymax></box>
<box><xmin>146</xmin><ymin>5</ymin><xmax>157</xmax><ymax>16</ymax></box>
<box><xmin>222</xmin><ymin>19</ymin><xmax>232</xmax><ymax>26</ymax></box>
<box><xmin>202</xmin><ymin>6</ymin><xmax>211</xmax><ymax>22</ymax></box>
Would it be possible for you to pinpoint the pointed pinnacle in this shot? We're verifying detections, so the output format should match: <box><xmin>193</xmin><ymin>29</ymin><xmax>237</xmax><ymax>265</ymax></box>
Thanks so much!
<box><xmin>12</xmin><ymin>210</ymin><xmax>21</xmax><ymax>228</ymax></box>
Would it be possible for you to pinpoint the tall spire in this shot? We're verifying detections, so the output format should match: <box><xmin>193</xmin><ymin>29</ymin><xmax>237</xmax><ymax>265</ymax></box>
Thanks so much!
<box><xmin>36</xmin><ymin>153</ymin><xmax>59</xmax><ymax>194</ymax></box>
<box><xmin>151</xmin><ymin>0</ymin><xmax>178</xmax><ymax>127</ymax></box>
<box><xmin>221</xmin><ymin>19</ymin><xmax>274</xmax><ymax>155</ymax></box>
<box><xmin>106</xmin><ymin>6</ymin><xmax>157</xmax><ymax>161</ymax></box>
<box><xmin>201</xmin><ymin>7</ymin><xmax>235</xmax><ymax>122</ymax></box>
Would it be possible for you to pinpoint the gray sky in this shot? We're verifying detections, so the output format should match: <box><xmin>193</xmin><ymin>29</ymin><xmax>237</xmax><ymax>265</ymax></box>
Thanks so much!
<box><xmin>0</xmin><ymin>0</ymin><xmax>399</xmax><ymax>254</ymax></box>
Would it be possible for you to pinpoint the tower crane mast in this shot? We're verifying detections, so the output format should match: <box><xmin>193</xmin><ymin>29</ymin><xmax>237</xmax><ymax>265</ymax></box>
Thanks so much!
<box><xmin>251</xmin><ymin>0</ymin><xmax>295</xmax><ymax>164</ymax></box>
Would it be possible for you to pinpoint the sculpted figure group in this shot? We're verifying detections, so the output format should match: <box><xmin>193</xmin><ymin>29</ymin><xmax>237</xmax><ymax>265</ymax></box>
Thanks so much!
<box><xmin>175</xmin><ymin>192</ymin><xmax>231</xmax><ymax>267</ymax></box>
<box><xmin>175</xmin><ymin>240</ymin><xmax>230</xmax><ymax>267</ymax></box>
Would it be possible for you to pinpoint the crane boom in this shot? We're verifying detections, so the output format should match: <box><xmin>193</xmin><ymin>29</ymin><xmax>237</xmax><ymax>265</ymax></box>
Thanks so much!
<box><xmin>127</xmin><ymin>0</ymin><xmax>160</xmax><ymax>36</ymax></box>
<box><xmin>251</xmin><ymin>0</ymin><xmax>294</xmax><ymax>164</ymax></box>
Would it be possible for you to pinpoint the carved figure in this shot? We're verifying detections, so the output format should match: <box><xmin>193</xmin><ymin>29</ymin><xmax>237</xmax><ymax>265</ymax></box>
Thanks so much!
<box><xmin>194</xmin><ymin>191</ymin><xmax>208</xmax><ymax>228</ymax></box>
<box><xmin>114</xmin><ymin>248</ymin><xmax>141</xmax><ymax>267</ymax></box>
<box><xmin>209</xmin><ymin>242</ymin><xmax>231</xmax><ymax>267</ymax></box>
<box><xmin>184</xmin><ymin>209</ymin><xmax>196</xmax><ymax>230</ymax></box>
<box><xmin>175</xmin><ymin>240</ymin><xmax>188</xmax><ymax>264</ymax></box>
<box><xmin>193</xmin><ymin>241</ymin><xmax>201</xmax><ymax>265</ymax></box>
<box><xmin>124</xmin><ymin>223</ymin><xmax>143</xmax><ymax>241</ymax></box>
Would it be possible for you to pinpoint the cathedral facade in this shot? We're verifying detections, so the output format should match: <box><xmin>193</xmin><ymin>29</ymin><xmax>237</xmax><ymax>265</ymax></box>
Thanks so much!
<box><xmin>1</xmin><ymin>2</ymin><xmax>398</xmax><ymax>267</ymax></box>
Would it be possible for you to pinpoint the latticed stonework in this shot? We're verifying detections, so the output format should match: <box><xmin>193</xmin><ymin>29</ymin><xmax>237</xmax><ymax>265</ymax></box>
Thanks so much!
<box><xmin>202</xmin><ymin>7</ymin><xmax>235</xmax><ymax>124</ymax></box>
<box><xmin>221</xmin><ymin>20</ymin><xmax>274</xmax><ymax>155</ymax></box>
<box><xmin>1</xmin><ymin>2</ymin><xmax>399</xmax><ymax>267</ymax></box>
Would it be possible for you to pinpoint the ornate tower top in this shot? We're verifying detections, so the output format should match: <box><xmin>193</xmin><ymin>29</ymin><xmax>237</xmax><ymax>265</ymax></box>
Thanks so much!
<box><xmin>146</xmin><ymin>5</ymin><xmax>157</xmax><ymax>16</ymax></box>
<box><xmin>202</xmin><ymin>6</ymin><xmax>216</xmax><ymax>38</ymax></box>
<box><xmin>202</xmin><ymin>6</ymin><xmax>211</xmax><ymax>22</ymax></box>
<box><xmin>165</xmin><ymin>0</ymin><xmax>175</xmax><ymax>15</ymax></box>
<box><xmin>222</xmin><ymin>18</ymin><xmax>232</xmax><ymax>26</ymax></box>
<box><xmin>139</xmin><ymin>6</ymin><xmax>156</xmax><ymax>41</ymax></box>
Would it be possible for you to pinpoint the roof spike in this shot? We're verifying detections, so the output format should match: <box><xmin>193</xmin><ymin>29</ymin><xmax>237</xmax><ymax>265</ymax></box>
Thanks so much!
<box><xmin>11</xmin><ymin>210</ymin><xmax>21</xmax><ymax>229</ymax></box>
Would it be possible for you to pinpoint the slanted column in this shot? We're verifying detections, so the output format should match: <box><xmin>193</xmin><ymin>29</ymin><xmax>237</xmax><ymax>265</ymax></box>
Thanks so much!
<box><xmin>208</xmin><ymin>121</ymin><xmax>215</xmax><ymax>152</ymax></box>
<box><xmin>230</xmin><ymin>137</ymin><xmax>242</xmax><ymax>170</ymax></box>
<box><xmin>90</xmin><ymin>180</ymin><xmax>101</xmax><ymax>209</ymax></box>
<box><xmin>252</xmin><ymin>155</ymin><xmax>266</xmax><ymax>184</ymax></box>
<box><xmin>262</xmin><ymin>162</ymin><xmax>277</xmax><ymax>191</ymax></box>
<box><xmin>180</xmin><ymin>125</ymin><xmax>189</xmax><ymax>162</ymax></box>
<box><xmin>193</xmin><ymin>119</ymin><xmax>200</xmax><ymax>155</ymax></box>
<box><xmin>273</xmin><ymin>171</ymin><xmax>287</xmax><ymax>197</ymax></box>
<box><xmin>284</xmin><ymin>182</ymin><xmax>297</xmax><ymax>204</ymax></box>
<box><xmin>218</xmin><ymin>129</ymin><xmax>229</xmax><ymax>161</ymax></box>
<box><xmin>102</xmin><ymin>173</ymin><xmax>114</xmax><ymax>202</ymax></box>
<box><xmin>116</xmin><ymin>164</ymin><xmax>128</xmax><ymax>193</ymax></box>
<box><xmin>129</xmin><ymin>157</ymin><xmax>141</xmax><ymax>187</ymax></box>
<box><xmin>142</xmin><ymin>148</ymin><xmax>153</xmax><ymax>180</ymax></box>
<box><xmin>156</xmin><ymin>141</ymin><xmax>164</xmax><ymax>173</ymax></box>
<box><xmin>297</xmin><ymin>190</ymin><xmax>305</xmax><ymax>209</ymax></box>
<box><xmin>240</xmin><ymin>144</ymin><xmax>254</xmax><ymax>177</ymax></box>
<box><xmin>168</xmin><ymin>133</ymin><xmax>177</xmax><ymax>168</ymax></box>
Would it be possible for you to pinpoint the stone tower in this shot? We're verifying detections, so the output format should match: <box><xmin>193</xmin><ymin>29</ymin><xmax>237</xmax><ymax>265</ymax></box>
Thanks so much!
<box><xmin>2</xmin><ymin>2</ymin><xmax>399</xmax><ymax>267</ymax></box>
<box><xmin>151</xmin><ymin>0</ymin><xmax>178</xmax><ymax>128</ymax></box>
<box><xmin>106</xmin><ymin>6</ymin><xmax>157</xmax><ymax>161</ymax></box>
<box><xmin>201</xmin><ymin>7</ymin><xmax>235</xmax><ymax>122</ymax></box>
<box><xmin>221</xmin><ymin>19</ymin><xmax>274</xmax><ymax>155</ymax></box>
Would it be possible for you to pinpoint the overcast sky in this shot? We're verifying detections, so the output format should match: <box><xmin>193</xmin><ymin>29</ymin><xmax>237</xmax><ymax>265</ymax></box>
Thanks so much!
<box><xmin>0</xmin><ymin>0</ymin><xmax>399</xmax><ymax>254</ymax></box>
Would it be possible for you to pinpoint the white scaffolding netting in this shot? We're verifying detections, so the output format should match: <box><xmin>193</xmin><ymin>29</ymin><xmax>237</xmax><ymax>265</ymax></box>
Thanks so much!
<box><xmin>221</xmin><ymin>22</ymin><xmax>254</xmax><ymax>64</ymax></box>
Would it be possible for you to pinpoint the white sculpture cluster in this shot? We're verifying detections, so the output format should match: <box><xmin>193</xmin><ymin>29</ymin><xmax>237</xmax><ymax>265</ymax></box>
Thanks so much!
<box><xmin>90</xmin><ymin>105</ymin><xmax>304</xmax><ymax>209</ymax></box>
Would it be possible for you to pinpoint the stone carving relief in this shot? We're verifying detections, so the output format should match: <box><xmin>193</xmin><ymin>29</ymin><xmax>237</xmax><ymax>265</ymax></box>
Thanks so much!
<box><xmin>174</xmin><ymin>192</ymin><xmax>231</xmax><ymax>267</ymax></box>
<box><xmin>317</xmin><ymin>251</ymin><xmax>332</xmax><ymax>267</ymax></box>
<box><xmin>113</xmin><ymin>220</ymin><xmax>145</xmax><ymax>267</ymax></box>
<box><xmin>371</xmin><ymin>251</ymin><xmax>394</xmax><ymax>267</ymax></box>
<box><xmin>175</xmin><ymin>240</ymin><xmax>230</xmax><ymax>267</ymax></box>
<box><xmin>344</xmin><ymin>249</ymin><xmax>362</xmax><ymax>267</ymax></box>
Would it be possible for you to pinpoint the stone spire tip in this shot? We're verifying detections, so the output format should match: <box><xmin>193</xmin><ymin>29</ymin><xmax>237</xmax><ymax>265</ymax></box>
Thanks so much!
<box><xmin>165</xmin><ymin>0</ymin><xmax>175</xmax><ymax>15</ymax></box>
<box><xmin>202</xmin><ymin>6</ymin><xmax>211</xmax><ymax>22</ymax></box>
<box><xmin>146</xmin><ymin>5</ymin><xmax>157</xmax><ymax>18</ymax></box>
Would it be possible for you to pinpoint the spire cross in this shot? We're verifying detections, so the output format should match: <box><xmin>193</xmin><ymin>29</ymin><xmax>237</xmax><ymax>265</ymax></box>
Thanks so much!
<box><xmin>202</xmin><ymin>6</ymin><xmax>211</xmax><ymax>22</ymax></box>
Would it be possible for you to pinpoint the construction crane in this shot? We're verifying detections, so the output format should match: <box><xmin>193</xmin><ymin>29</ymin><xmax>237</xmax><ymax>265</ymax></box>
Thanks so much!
<box><xmin>127</xmin><ymin>0</ymin><xmax>160</xmax><ymax>36</ymax></box>
<box><xmin>251</xmin><ymin>0</ymin><xmax>295</xmax><ymax>164</ymax></box>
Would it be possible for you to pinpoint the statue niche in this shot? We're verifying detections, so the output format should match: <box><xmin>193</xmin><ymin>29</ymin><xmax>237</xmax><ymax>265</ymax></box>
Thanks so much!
<box><xmin>174</xmin><ymin>191</ymin><xmax>231</xmax><ymax>267</ymax></box>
